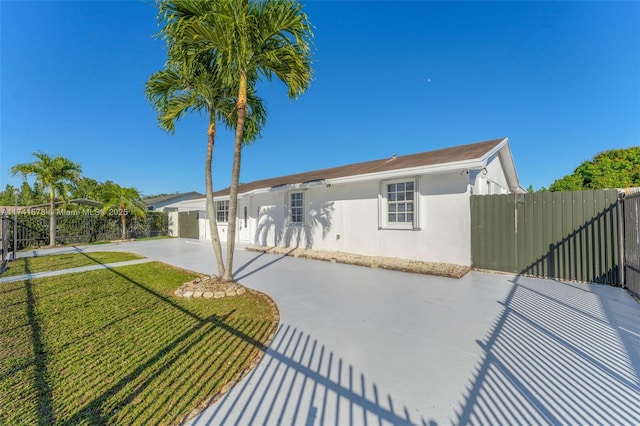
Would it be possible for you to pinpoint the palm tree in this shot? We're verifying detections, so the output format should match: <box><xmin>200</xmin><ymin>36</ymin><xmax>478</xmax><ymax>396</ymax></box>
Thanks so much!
<box><xmin>147</xmin><ymin>2</ymin><xmax>266</xmax><ymax>279</ymax></box>
<box><xmin>176</xmin><ymin>0</ymin><xmax>314</xmax><ymax>281</ymax></box>
<box><xmin>100</xmin><ymin>183</ymin><xmax>146</xmax><ymax>240</ymax></box>
<box><xmin>10</xmin><ymin>152</ymin><xmax>81</xmax><ymax>246</ymax></box>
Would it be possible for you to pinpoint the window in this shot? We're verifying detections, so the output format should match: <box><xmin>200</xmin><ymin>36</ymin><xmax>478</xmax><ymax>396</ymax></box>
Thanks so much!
<box><xmin>215</xmin><ymin>200</ymin><xmax>229</xmax><ymax>223</ymax></box>
<box><xmin>290</xmin><ymin>192</ymin><xmax>304</xmax><ymax>225</ymax></box>
<box><xmin>381</xmin><ymin>178</ymin><xmax>417</xmax><ymax>229</ymax></box>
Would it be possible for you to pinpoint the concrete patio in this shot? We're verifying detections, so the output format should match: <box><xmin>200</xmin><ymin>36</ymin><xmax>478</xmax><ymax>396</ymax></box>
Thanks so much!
<box><xmin>17</xmin><ymin>238</ymin><xmax>640</xmax><ymax>425</ymax></box>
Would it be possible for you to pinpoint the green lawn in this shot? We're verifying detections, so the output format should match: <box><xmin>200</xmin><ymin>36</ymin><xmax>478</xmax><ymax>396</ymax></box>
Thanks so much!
<box><xmin>2</xmin><ymin>252</ymin><xmax>144</xmax><ymax>277</ymax></box>
<box><xmin>0</xmin><ymin>259</ymin><xmax>278</xmax><ymax>425</ymax></box>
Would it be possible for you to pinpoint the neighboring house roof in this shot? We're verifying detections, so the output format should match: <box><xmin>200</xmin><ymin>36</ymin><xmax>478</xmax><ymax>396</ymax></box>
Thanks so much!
<box><xmin>214</xmin><ymin>138</ymin><xmax>523</xmax><ymax>196</ymax></box>
<box><xmin>143</xmin><ymin>192</ymin><xmax>204</xmax><ymax>207</ymax></box>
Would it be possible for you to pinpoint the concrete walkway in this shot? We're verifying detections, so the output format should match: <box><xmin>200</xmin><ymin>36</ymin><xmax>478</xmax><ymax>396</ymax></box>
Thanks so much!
<box><xmin>8</xmin><ymin>238</ymin><xmax>640</xmax><ymax>425</ymax></box>
<box><xmin>0</xmin><ymin>259</ymin><xmax>151</xmax><ymax>284</ymax></box>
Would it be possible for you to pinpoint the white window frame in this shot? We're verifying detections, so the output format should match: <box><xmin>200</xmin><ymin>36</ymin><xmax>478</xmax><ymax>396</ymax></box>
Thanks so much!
<box><xmin>379</xmin><ymin>177</ymin><xmax>419</xmax><ymax>230</ymax></box>
<box><xmin>288</xmin><ymin>191</ymin><xmax>305</xmax><ymax>226</ymax></box>
<box><xmin>215</xmin><ymin>199</ymin><xmax>229</xmax><ymax>223</ymax></box>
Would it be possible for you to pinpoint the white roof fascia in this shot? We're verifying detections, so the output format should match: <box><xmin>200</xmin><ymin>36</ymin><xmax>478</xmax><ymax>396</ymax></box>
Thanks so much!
<box><xmin>478</xmin><ymin>137</ymin><xmax>508</xmax><ymax>164</ymax></box>
<box><xmin>327</xmin><ymin>159</ymin><xmax>486</xmax><ymax>186</ymax></box>
<box><xmin>495</xmin><ymin>142</ymin><xmax>525</xmax><ymax>194</ymax></box>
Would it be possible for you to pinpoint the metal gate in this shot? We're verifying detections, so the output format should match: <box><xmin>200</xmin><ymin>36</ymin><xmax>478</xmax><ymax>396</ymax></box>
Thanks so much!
<box><xmin>623</xmin><ymin>192</ymin><xmax>640</xmax><ymax>296</ymax></box>
<box><xmin>178</xmin><ymin>211</ymin><xmax>199</xmax><ymax>239</ymax></box>
<box><xmin>471</xmin><ymin>190</ymin><xmax>621</xmax><ymax>284</ymax></box>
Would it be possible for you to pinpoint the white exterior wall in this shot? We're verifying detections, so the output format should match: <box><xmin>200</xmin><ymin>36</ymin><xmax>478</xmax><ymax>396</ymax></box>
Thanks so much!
<box><xmin>193</xmin><ymin>151</ymin><xmax>517</xmax><ymax>266</ymax></box>
<box><xmin>167</xmin><ymin>211</ymin><xmax>179</xmax><ymax>237</ymax></box>
<box><xmin>214</xmin><ymin>171</ymin><xmax>474</xmax><ymax>265</ymax></box>
<box><xmin>199</xmin><ymin>217</ymin><xmax>232</xmax><ymax>242</ymax></box>
<box><xmin>472</xmin><ymin>153</ymin><xmax>510</xmax><ymax>195</ymax></box>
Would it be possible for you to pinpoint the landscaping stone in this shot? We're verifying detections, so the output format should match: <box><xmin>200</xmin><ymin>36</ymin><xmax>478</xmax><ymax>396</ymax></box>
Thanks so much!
<box><xmin>174</xmin><ymin>276</ymin><xmax>249</xmax><ymax>300</ymax></box>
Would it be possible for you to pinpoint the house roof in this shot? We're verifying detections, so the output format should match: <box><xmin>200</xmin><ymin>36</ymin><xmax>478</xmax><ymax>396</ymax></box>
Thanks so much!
<box><xmin>143</xmin><ymin>191</ymin><xmax>204</xmax><ymax>207</ymax></box>
<box><xmin>213</xmin><ymin>138</ymin><xmax>512</xmax><ymax>197</ymax></box>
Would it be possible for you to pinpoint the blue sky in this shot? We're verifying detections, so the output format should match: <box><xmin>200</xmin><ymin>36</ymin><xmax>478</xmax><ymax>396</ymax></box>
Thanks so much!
<box><xmin>1</xmin><ymin>1</ymin><xmax>639</xmax><ymax>196</ymax></box>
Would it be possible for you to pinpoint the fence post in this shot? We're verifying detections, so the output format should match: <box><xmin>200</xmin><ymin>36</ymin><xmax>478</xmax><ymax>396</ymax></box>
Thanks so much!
<box><xmin>618</xmin><ymin>191</ymin><xmax>625</xmax><ymax>287</ymax></box>
<box><xmin>1</xmin><ymin>209</ymin><xmax>6</xmax><ymax>263</ymax></box>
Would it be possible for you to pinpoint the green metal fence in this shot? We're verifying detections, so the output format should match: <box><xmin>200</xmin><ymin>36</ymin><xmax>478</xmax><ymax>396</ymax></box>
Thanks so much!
<box><xmin>471</xmin><ymin>190</ymin><xmax>621</xmax><ymax>284</ymax></box>
<box><xmin>6</xmin><ymin>212</ymin><xmax>169</xmax><ymax>250</ymax></box>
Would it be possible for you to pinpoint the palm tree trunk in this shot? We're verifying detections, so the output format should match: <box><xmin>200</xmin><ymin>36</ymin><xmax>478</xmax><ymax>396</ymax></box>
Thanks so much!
<box><xmin>121</xmin><ymin>208</ymin><xmax>127</xmax><ymax>240</ymax></box>
<box><xmin>223</xmin><ymin>72</ymin><xmax>248</xmax><ymax>282</ymax></box>
<box><xmin>205</xmin><ymin>114</ymin><xmax>226</xmax><ymax>278</ymax></box>
<box><xmin>49</xmin><ymin>188</ymin><xmax>56</xmax><ymax>246</ymax></box>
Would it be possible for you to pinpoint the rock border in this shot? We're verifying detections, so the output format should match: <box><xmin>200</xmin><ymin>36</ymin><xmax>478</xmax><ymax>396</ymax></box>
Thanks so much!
<box><xmin>174</xmin><ymin>276</ymin><xmax>247</xmax><ymax>299</ymax></box>
<box><xmin>245</xmin><ymin>246</ymin><xmax>471</xmax><ymax>279</ymax></box>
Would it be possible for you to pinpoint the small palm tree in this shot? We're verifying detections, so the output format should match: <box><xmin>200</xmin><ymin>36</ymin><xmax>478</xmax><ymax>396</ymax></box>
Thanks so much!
<box><xmin>100</xmin><ymin>184</ymin><xmax>146</xmax><ymax>240</ymax></box>
<box><xmin>10</xmin><ymin>152</ymin><xmax>81</xmax><ymax>246</ymax></box>
<box><xmin>148</xmin><ymin>1</ymin><xmax>266</xmax><ymax>279</ymax></box>
<box><xmin>173</xmin><ymin>0</ymin><xmax>314</xmax><ymax>281</ymax></box>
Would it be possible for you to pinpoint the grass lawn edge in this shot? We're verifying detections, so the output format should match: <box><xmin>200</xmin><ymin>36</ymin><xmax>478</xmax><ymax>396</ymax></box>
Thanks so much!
<box><xmin>180</xmin><ymin>287</ymin><xmax>281</xmax><ymax>424</ymax></box>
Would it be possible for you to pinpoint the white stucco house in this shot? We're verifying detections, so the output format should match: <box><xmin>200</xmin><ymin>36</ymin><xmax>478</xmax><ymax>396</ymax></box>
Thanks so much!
<box><xmin>177</xmin><ymin>138</ymin><xmax>525</xmax><ymax>266</ymax></box>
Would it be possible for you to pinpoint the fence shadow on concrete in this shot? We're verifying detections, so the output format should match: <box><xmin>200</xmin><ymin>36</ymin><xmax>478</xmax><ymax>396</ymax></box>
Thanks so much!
<box><xmin>455</xmin><ymin>275</ymin><xmax>640</xmax><ymax>424</ymax></box>
<box><xmin>191</xmin><ymin>323</ymin><xmax>428</xmax><ymax>426</ymax></box>
<box><xmin>520</xmin><ymin>204</ymin><xmax>619</xmax><ymax>284</ymax></box>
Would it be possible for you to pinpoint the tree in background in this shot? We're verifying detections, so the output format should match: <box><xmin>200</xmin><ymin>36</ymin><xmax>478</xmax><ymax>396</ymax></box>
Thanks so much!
<box><xmin>71</xmin><ymin>177</ymin><xmax>104</xmax><ymax>201</ymax></box>
<box><xmin>176</xmin><ymin>0</ymin><xmax>314</xmax><ymax>282</ymax></box>
<box><xmin>100</xmin><ymin>183</ymin><xmax>146</xmax><ymax>240</ymax></box>
<box><xmin>549</xmin><ymin>147</ymin><xmax>640</xmax><ymax>191</ymax></box>
<box><xmin>148</xmin><ymin>0</ymin><xmax>266</xmax><ymax>280</ymax></box>
<box><xmin>0</xmin><ymin>182</ymin><xmax>46</xmax><ymax>206</ymax></box>
<box><xmin>10</xmin><ymin>152</ymin><xmax>81</xmax><ymax>246</ymax></box>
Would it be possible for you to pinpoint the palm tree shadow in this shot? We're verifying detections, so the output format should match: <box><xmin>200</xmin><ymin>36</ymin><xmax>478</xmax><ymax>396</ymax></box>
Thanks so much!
<box><xmin>23</xmin><ymin>260</ymin><xmax>55</xmax><ymax>424</ymax></box>
<box><xmin>255</xmin><ymin>201</ymin><xmax>334</xmax><ymax>250</ymax></box>
<box><xmin>232</xmin><ymin>251</ymin><xmax>290</xmax><ymax>281</ymax></box>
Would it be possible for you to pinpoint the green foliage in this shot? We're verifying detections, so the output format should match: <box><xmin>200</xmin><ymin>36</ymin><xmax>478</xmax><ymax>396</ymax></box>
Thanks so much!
<box><xmin>99</xmin><ymin>183</ymin><xmax>147</xmax><ymax>240</ymax></box>
<box><xmin>153</xmin><ymin>0</ymin><xmax>315</xmax><ymax>281</ymax></box>
<box><xmin>549</xmin><ymin>147</ymin><xmax>640</xmax><ymax>191</ymax></box>
<box><xmin>10</xmin><ymin>152</ymin><xmax>82</xmax><ymax>246</ymax></box>
<box><xmin>70</xmin><ymin>177</ymin><xmax>103</xmax><ymax>200</ymax></box>
<box><xmin>10</xmin><ymin>152</ymin><xmax>82</xmax><ymax>203</ymax></box>
<box><xmin>10</xmin><ymin>212</ymin><xmax>168</xmax><ymax>249</ymax></box>
<box><xmin>142</xmin><ymin>192</ymin><xmax>174</xmax><ymax>199</ymax></box>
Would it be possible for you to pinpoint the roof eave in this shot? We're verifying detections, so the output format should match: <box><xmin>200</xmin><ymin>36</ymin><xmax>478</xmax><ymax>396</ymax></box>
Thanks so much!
<box><xmin>327</xmin><ymin>159</ymin><xmax>487</xmax><ymax>186</ymax></box>
<box><xmin>494</xmin><ymin>140</ymin><xmax>525</xmax><ymax>193</ymax></box>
